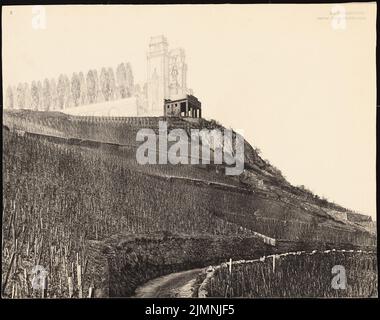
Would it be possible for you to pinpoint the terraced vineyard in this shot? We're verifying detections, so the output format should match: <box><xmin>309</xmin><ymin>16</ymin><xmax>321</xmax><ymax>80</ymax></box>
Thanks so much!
<box><xmin>2</xmin><ymin>110</ymin><xmax>376</xmax><ymax>298</ymax></box>
<box><xmin>204</xmin><ymin>250</ymin><xmax>377</xmax><ymax>297</ymax></box>
<box><xmin>3</xmin><ymin>128</ymin><xmax>258</xmax><ymax>298</ymax></box>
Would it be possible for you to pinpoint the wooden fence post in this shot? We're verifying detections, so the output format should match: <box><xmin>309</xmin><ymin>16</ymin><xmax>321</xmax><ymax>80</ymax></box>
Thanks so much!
<box><xmin>41</xmin><ymin>275</ymin><xmax>48</xmax><ymax>298</ymax></box>
<box><xmin>68</xmin><ymin>277</ymin><xmax>73</xmax><ymax>298</ymax></box>
<box><xmin>77</xmin><ymin>264</ymin><xmax>82</xmax><ymax>298</ymax></box>
<box><xmin>88</xmin><ymin>286</ymin><xmax>94</xmax><ymax>298</ymax></box>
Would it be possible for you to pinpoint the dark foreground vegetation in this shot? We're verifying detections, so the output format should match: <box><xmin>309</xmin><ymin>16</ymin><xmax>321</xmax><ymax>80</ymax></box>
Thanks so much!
<box><xmin>206</xmin><ymin>251</ymin><xmax>377</xmax><ymax>297</ymax></box>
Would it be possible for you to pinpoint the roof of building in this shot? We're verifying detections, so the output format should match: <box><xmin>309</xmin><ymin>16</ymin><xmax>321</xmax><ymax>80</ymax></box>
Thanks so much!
<box><xmin>165</xmin><ymin>94</ymin><xmax>201</xmax><ymax>105</ymax></box>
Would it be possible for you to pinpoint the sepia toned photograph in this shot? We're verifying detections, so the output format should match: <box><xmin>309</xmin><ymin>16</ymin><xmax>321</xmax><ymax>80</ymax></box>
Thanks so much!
<box><xmin>1</xmin><ymin>3</ymin><xmax>377</xmax><ymax>301</ymax></box>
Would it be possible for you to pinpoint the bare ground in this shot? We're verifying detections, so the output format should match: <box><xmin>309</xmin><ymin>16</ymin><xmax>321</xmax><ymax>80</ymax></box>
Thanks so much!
<box><xmin>133</xmin><ymin>268</ymin><xmax>205</xmax><ymax>298</ymax></box>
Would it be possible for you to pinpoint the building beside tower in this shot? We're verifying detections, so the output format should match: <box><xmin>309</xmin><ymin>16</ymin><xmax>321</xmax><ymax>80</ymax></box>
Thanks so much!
<box><xmin>164</xmin><ymin>95</ymin><xmax>201</xmax><ymax>118</ymax></box>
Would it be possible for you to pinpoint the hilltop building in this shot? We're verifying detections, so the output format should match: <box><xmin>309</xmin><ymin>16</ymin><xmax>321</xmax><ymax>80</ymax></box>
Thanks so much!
<box><xmin>164</xmin><ymin>94</ymin><xmax>201</xmax><ymax>118</ymax></box>
<box><xmin>64</xmin><ymin>35</ymin><xmax>201</xmax><ymax>118</ymax></box>
<box><xmin>8</xmin><ymin>35</ymin><xmax>201</xmax><ymax>118</ymax></box>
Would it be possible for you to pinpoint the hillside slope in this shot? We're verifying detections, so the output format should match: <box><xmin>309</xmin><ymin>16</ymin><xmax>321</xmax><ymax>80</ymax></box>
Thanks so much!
<box><xmin>2</xmin><ymin>109</ymin><xmax>376</xmax><ymax>298</ymax></box>
<box><xmin>3</xmin><ymin>109</ymin><xmax>375</xmax><ymax>236</ymax></box>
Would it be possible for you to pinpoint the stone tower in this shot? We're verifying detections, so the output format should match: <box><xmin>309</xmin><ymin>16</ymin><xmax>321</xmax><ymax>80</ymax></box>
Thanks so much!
<box><xmin>168</xmin><ymin>48</ymin><xmax>187</xmax><ymax>100</ymax></box>
<box><xmin>146</xmin><ymin>36</ymin><xmax>189</xmax><ymax>115</ymax></box>
<box><xmin>147</xmin><ymin>36</ymin><xmax>169</xmax><ymax>115</ymax></box>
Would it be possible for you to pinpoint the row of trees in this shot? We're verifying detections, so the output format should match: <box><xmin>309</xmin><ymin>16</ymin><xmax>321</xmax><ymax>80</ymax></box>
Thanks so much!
<box><xmin>5</xmin><ymin>62</ymin><xmax>135</xmax><ymax>111</ymax></box>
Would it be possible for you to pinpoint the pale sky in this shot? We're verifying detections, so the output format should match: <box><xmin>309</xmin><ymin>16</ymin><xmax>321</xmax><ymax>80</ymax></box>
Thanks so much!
<box><xmin>2</xmin><ymin>4</ymin><xmax>377</xmax><ymax>219</ymax></box>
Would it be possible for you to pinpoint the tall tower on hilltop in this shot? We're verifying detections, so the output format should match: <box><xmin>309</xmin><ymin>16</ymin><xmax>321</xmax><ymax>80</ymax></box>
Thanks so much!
<box><xmin>147</xmin><ymin>36</ymin><xmax>169</xmax><ymax>115</ymax></box>
<box><xmin>146</xmin><ymin>36</ymin><xmax>189</xmax><ymax>115</ymax></box>
<box><xmin>168</xmin><ymin>48</ymin><xmax>188</xmax><ymax>100</ymax></box>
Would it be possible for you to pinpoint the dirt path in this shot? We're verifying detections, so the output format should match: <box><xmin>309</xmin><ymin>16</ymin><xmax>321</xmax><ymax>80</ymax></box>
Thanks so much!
<box><xmin>133</xmin><ymin>268</ymin><xmax>205</xmax><ymax>298</ymax></box>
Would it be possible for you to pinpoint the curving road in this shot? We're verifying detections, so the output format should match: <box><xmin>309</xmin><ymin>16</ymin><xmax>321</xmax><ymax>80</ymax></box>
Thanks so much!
<box><xmin>134</xmin><ymin>268</ymin><xmax>205</xmax><ymax>298</ymax></box>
